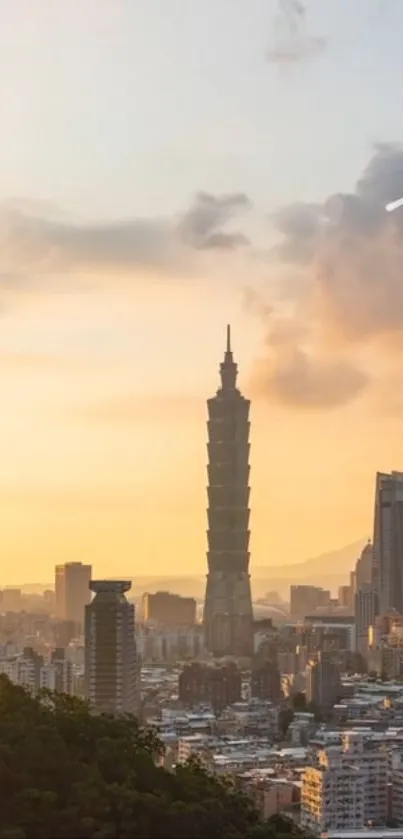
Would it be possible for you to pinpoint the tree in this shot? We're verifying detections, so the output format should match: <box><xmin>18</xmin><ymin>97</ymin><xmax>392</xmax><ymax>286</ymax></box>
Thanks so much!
<box><xmin>0</xmin><ymin>677</ymin><xmax>310</xmax><ymax>838</ymax></box>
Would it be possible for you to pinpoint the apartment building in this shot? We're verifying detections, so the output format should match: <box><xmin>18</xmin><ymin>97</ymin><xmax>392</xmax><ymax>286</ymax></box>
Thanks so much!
<box><xmin>301</xmin><ymin>731</ymin><xmax>388</xmax><ymax>836</ymax></box>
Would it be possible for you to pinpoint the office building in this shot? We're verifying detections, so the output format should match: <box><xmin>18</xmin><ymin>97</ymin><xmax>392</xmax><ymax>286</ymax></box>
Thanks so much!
<box><xmin>306</xmin><ymin>651</ymin><xmax>341</xmax><ymax>711</ymax></box>
<box><xmin>338</xmin><ymin>584</ymin><xmax>353</xmax><ymax>610</ymax></box>
<box><xmin>178</xmin><ymin>660</ymin><xmax>241</xmax><ymax>713</ymax></box>
<box><xmin>251</xmin><ymin>638</ymin><xmax>281</xmax><ymax>704</ymax></box>
<box><xmin>290</xmin><ymin>585</ymin><xmax>330</xmax><ymax>620</ymax></box>
<box><xmin>203</xmin><ymin>326</ymin><xmax>253</xmax><ymax>658</ymax></box>
<box><xmin>84</xmin><ymin>580</ymin><xmax>139</xmax><ymax>716</ymax></box>
<box><xmin>142</xmin><ymin>591</ymin><xmax>196</xmax><ymax>627</ymax></box>
<box><xmin>0</xmin><ymin>589</ymin><xmax>22</xmax><ymax>612</ymax></box>
<box><xmin>355</xmin><ymin>583</ymin><xmax>379</xmax><ymax>658</ymax></box>
<box><xmin>251</xmin><ymin>660</ymin><xmax>282</xmax><ymax>704</ymax></box>
<box><xmin>355</xmin><ymin>540</ymin><xmax>373</xmax><ymax>591</ymax></box>
<box><xmin>372</xmin><ymin>471</ymin><xmax>403</xmax><ymax>614</ymax></box>
<box><xmin>55</xmin><ymin>562</ymin><xmax>92</xmax><ymax>629</ymax></box>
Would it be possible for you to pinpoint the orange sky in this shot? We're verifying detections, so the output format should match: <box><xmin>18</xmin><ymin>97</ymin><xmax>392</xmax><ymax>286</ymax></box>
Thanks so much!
<box><xmin>0</xmin><ymin>281</ymin><xmax>398</xmax><ymax>586</ymax></box>
<box><xmin>2</xmin><ymin>3</ymin><xmax>403</xmax><ymax>584</ymax></box>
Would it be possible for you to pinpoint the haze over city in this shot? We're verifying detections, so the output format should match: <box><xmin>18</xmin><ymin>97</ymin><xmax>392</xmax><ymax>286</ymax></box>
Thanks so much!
<box><xmin>1</xmin><ymin>0</ymin><xmax>403</xmax><ymax>584</ymax></box>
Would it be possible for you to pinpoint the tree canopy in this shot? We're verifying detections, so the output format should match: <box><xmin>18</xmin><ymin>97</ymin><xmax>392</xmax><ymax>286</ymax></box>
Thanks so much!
<box><xmin>0</xmin><ymin>677</ymin><xmax>309</xmax><ymax>838</ymax></box>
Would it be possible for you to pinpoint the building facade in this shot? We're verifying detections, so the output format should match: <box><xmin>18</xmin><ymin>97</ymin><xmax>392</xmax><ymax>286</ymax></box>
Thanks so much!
<box><xmin>301</xmin><ymin>731</ymin><xmax>388</xmax><ymax>835</ymax></box>
<box><xmin>55</xmin><ymin>562</ymin><xmax>92</xmax><ymax>629</ymax></box>
<box><xmin>290</xmin><ymin>585</ymin><xmax>330</xmax><ymax>620</ymax></box>
<box><xmin>372</xmin><ymin>471</ymin><xmax>403</xmax><ymax>614</ymax></box>
<box><xmin>178</xmin><ymin>661</ymin><xmax>241</xmax><ymax>713</ymax></box>
<box><xmin>142</xmin><ymin>591</ymin><xmax>196</xmax><ymax>627</ymax></box>
<box><xmin>203</xmin><ymin>326</ymin><xmax>253</xmax><ymax>658</ymax></box>
<box><xmin>305</xmin><ymin>651</ymin><xmax>341</xmax><ymax>711</ymax></box>
<box><xmin>355</xmin><ymin>583</ymin><xmax>379</xmax><ymax>658</ymax></box>
<box><xmin>84</xmin><ymin>580</ymin><xmax>139</xmax><ymax>716</ymax></box>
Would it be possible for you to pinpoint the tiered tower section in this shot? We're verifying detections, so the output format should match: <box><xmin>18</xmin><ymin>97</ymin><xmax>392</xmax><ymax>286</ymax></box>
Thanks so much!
<box><xmin>203</xmin><ymin>326</ymin><xmax>253</xmax><ymax>658</ymax></box>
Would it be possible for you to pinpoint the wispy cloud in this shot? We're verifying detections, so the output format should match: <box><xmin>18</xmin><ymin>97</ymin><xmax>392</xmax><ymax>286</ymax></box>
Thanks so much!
<box><xmin>0</xmin><ymin>191</ymin><xmax>251</xmax><ymax>283</ymax></box>
<box><xmin>266</xmin><ymin>0</ymin><xmax>327</xmax><ymax>67</ymax></box>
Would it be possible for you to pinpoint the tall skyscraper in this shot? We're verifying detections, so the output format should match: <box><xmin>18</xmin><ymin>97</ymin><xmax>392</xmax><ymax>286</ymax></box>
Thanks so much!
<box><xmin>372</xmin><ymin>471</ymin><xmax>403</xmax><ymax>614</ymax></box>
<box><xmin>203</xmin><ymin>326</ymin><xmax>253</xmax><ymax>658</ymax></box>
<box><xmin>55</xmin><ymin>562</ymin><xmax>92</xmax><ymax>629</ymax></box>
<box><xmin>84</xmin><ymin>580</ymin><xmax>139</xmax><ymax>715</ymax></box>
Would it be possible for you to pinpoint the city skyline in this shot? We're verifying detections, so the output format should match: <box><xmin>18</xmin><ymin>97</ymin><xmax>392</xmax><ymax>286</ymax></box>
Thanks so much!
<box><xmin>1</xmin><ymin>1</ymin><xmax>403</xmax><ymax>582</ymax></box>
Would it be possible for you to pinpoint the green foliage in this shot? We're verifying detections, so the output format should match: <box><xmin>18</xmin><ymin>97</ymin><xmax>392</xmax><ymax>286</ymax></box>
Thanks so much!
<box><xmin>0</xmin><ymin>677</ymin><xmax>309</xmax><ymax>838</ymax></box>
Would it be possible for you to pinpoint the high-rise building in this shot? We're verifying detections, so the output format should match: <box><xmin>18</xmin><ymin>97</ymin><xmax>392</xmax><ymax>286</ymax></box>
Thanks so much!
<box><xmin>290</xmin><ymin>585</ymin><xmax>330</xmax><ymax>620</ymax></box>
<box><xmin>306</xmin><ymin>651</ymin><xmax>341</xmax><ymax>711</ymax></box>
<box><xmin>142</xmin><ymin>591</ymin><xmax>196</xmax><ymax>627</ymax></box>
<box><xmin>355</xmin><ymin>583</ymin><xmax>379</xmax><ymax>658</ymax></box>
<box><xmin>55</xmin><ymin>562</ymin><xmax>92</xmax><ymax>629</ymax></box>
<box><xmin>0</xmin><ymin>589</ymin><xmax>22</xmax><ymax>612</ymax></box>
<box><xmin>372</xmin><ymin>471</ymin><xmax>403</xmax><ymax>614</ymax></box>
<box><xmin>203</xmin><ymin>326</ymin><xmax>253</xmax><ymax>658</ymax></box>
<box><xmin>84</xmin><ymin>580</ymin><xmax>139</xmax><ymax>716</ymax></box>
<box><xmin>355</xmin><ymin>541</ymin><xmax>373</xmax><ymax>591</ymax></box>
<box><xmin>251</xmin><ymin>638</ymin><xmax>281</xmax><ymax>704</ymax></box>
<box><xmin>178</xmin><ymin>661</ymin><xmax>241</xmax><ymax>713</ymax></box>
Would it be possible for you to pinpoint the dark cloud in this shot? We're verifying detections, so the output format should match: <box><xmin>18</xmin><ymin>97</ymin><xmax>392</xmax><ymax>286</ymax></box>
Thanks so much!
<box><xmin>179</xmin><ymin>192</ymin><xmax>251</xmax><ymax>250</ymax></box>
<box><xmin>266</xmin><ymin>0</ymin><xmax>326</xmax><ymax>66</ymax></box>
<box><xmin>252</xmin><ymin>143</ymin><xmax>403</xmax><ymax>410</ymax></box>
<box><xmin>0</xmin><ymin>190</ymin><xmax>251</xmax><ymax>279</ymax></box>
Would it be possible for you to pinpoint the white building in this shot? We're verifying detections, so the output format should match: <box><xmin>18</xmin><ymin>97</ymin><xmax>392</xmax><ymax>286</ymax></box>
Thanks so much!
<box><xmin>301</xmin><ymin>731</ymin><xmax>388</xmax><ymax>836</ymax></box>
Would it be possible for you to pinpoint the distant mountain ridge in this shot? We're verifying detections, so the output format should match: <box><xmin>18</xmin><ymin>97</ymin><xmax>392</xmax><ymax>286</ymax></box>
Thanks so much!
<box><xmin>16</xmin><ymin>539</ymin><xmax>366</xmax><ymax>600</ymax></box>
<box><xmin>254</xmin><ymin>539</ymin><xmax>366</xmax><ymax>581</ymax></box>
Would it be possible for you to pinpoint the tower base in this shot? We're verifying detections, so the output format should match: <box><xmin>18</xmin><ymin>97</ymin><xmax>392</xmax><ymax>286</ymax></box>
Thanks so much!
<box><xmin>203</xmin><ymin>571</ymin><xmax>254</xmax><ymax>658</ymax></box>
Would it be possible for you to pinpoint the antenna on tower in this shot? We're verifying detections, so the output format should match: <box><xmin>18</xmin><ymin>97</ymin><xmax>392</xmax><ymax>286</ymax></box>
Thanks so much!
<box><xmin>226</xmin><ymin>324</ymin><xmax>231</xmax><ymax>354</ymax></box>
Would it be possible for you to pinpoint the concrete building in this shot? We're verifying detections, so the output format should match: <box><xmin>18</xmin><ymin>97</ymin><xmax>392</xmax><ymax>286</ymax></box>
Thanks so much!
<box><xmin>251</xmin><ymin>660</ymin><xmax>282</xmax><ymax>704</ymax></box>
<box><xmin>142</xmin><ymin>591</ymin><xmax>196</xmax><ymax>627</ymax></box>
<box><xmin>301</xmin><ymin>747</ymin><xmax>365</xmax><ymax>835</ymax></box>
<box><xmin>301</xmin><ymin>732</ymin><xmax>388</xmax><ymax>835</ymax></box>
<box><xmin>84</xmin><ymin>580</ymin><xmax>139</xmax><ymax>716</ymax></box>
<box><xmin>355</xmin><ymin>541</ymin><xmax>373</xmax><ymax>591</ymax></box>
<box><xmin>178</xmin><ymin>661</ymin><xmax>241</xmax><ymax>713</ymax></box>
<box><xmin>372</xmin><ymin>471</ymin><xmax>403</xmax><ymax>614</ymax></box>
<box><xmin>306</xmin><ymin>651</ymin><xmax>341</xmax><ymax>711</ymax></box>
<box><xmin>0</xmin><ymin>588</ymin><xmax>22</xmax><ymax>612</ymax></box>
<box><xmin>0</xmin><ymin>646</ymin><xmax>74</xmax><ymax>695</ymax></box>
<box><xmin>290</xmin><ymin>585</ymin><xmax>331</xmax><ymax>620</ymax></box>
<box><xmin>355</xmin><ymin>584</ymin><xmax>379</xmax><ymax>658</ymax></box>
<box><xmin>392</xmin><ymin>750</ymin><xmax>403</xmax><ymax>826</ymax></box>
<box><xmin>55</xmin><ymin>562</ymin><xmax>92</xmax><ymax>629</ymax></box>
<box><xmin>203</xmin><ymin>326</ymin><xmax>253</xmax><ymax>658</ymax></box>
<box><xmin>136</xmin><ymin>624</ymin><xmax>203</xmax><ymax>662</ymax></box>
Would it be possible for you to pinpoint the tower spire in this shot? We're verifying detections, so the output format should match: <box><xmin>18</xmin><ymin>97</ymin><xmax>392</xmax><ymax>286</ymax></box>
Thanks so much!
<box><xmin>220</xmin><ymin>323</ymin><xmax>237</xmax><ymax>390</ymax></box>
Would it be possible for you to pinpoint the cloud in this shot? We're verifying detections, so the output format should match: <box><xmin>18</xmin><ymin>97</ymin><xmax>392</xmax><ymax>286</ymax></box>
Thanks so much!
<box><xmin>266</xmin><ymin>0</ymin><xmax>327</xmax><ymax>66</ymax></box>
<box><xmin>179</xmin><ymin>192</ymin><xmax>250</xmax><ymax>250</ymax></box>
<box><xmin>0</xmin><ymin>190</ymin><xmax>251</xmax><ymax>281</ymax></box>
<box><xmin>251</xmin><ymin>142</ymin><xmax>403</xmax><ymax>410</ymax></box>
<box><xmin>250</xmin><ymin>311</ymin><xmax>368</xmax><ymax>409</ymax></box>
